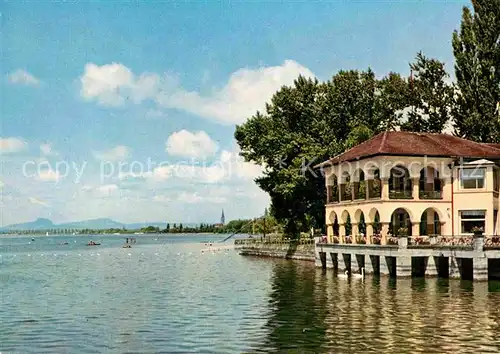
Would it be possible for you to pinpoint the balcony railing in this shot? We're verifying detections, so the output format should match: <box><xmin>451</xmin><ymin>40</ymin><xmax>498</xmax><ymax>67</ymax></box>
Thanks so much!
<box><xmin>327</xmin><ymin>196</ymin><xmax>339</xmax><ymax>204</ymax></box>
<box><xmin>354</xmin><ymin>189</ymin><xmax>366</xmax><ymax>200</ymax></box>
<box><xmin>389</xmin><ymin>190</ymin><xmax>413</xmax><ymax>199</ymax></box>
<box><xmin>419</xmin><ymin>190</ymin><xmax>442</xmax><ymax>199</ymax></box>
<box><xmin>341</xmin><ymin>192</ymin><xmax>352</xmax><ymax>201</ymax></box>
<box><xmin>369</xmin><ymin>189</ymin><xmax>381</xmax><ymax>199</ymax></box>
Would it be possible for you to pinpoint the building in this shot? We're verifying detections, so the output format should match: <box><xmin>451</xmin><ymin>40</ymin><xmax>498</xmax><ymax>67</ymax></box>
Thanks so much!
<box><xmin>312</xmin><ymin>132</ymin><xmax>500</xmax><ymax>280</ymax></box>
<box><xmin>315</xmin><ymin>131</ymin><xmax>500</xmax><ymax>244</ymax></box>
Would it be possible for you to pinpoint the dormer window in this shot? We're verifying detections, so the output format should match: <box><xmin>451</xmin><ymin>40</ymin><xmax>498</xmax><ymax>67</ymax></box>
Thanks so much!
<box><xmin>460</xmin><ymin>168</ymin><xmax>485</xmax><ymax>189</ymax></box>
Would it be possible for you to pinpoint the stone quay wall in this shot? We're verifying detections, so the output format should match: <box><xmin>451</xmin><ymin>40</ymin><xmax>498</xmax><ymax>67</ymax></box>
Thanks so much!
<box><xmin>235</xmin><ymin>238</ymin><xmax>315</xmax><ymax>262</ymax></box>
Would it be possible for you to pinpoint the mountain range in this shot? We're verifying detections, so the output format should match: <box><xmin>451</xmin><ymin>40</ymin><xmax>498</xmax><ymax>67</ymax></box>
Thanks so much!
<box><xmin>0</xmin><ymin>218</ymin><xmax>200</xmax><ymax>231</ymax></box>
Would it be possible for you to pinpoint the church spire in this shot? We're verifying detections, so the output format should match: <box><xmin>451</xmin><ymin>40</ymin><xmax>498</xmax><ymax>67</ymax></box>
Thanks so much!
<box><xmin>220</xmin><ymin>209</ymin><xmax>225</xmax><ymax>225</ymax></box>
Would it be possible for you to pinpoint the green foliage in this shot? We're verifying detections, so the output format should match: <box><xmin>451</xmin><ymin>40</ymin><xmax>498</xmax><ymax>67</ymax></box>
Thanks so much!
<box><xmin>452</xmin><ymin>0</ymin><xmax>500</xmax><ymax>142</ymax></box>
<box><xmin>235</xmin><ymin>72</ymin><xmax>398</xmax><ymax>238</ymax></box>
<box><xmin>235</xmin><ymin>51</ymin><xmax>460</xmax><ymax>238</ymax></box>
<box><xmin>401</xmin><ymin>52</ymin><xmax>454</xmax><ymax>133</ymax></box>
<box><xmin>141</xmin><ymin>225</ymin><xmax>160</xmax><ymax>233</ymax></box>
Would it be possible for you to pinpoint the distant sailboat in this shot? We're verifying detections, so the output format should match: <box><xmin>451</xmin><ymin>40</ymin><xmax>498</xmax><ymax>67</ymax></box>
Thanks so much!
<box><xmin>46</xmin><ymin>232</ymin><xmax>49</xmax><ymax>236</ymax></box>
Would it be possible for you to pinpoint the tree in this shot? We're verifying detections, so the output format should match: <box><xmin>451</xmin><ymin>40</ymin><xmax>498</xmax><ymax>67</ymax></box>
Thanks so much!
<box><xmin>236</xmin><ymin>73</ymin><xmax>386</xmax><ymax>238</ymax></box>
<box><xmin>375</xmin><ymin>72</ymin><xmax>409</xmax><ymax>131</ymax></box>
<box><xmin>452</xmin><ymin>0</ymin><xmax>500</xmax><ymax>142</ymax></box>
<box><xmin>401</xmin><ymin>52</ymin><xmax>454</xmax><ymax>133</ymax></box>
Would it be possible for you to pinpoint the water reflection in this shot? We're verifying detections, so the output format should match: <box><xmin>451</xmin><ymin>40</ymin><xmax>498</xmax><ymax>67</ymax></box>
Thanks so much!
<box><xmin>260</xmin><ymin>261</ymin><xmax>328</xmax><ymax>352</ymax></box>
<box><xmin>261</xmin><ymin>263</ymin><xmax>500</xmax><ymax>353</ymax></box>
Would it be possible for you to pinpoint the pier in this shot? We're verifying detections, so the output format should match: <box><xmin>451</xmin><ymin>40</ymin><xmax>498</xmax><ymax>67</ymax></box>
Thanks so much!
<box><xmin>315</xmin><ymin>234</ymin><xmax>500</xmax><ymax>280</ymax></box>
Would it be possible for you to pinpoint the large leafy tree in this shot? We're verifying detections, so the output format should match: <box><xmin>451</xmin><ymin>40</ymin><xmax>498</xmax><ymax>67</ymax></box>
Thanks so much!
<box><xmin>452</xmin><ymin>0</ymin><xmax>500</xmax><ymax>142</ymax></box>
<box><xmin>401</xmin><ymin>52</ymin><xmax>454</xmax><ymax>133</ymax></box>
<box><xmin>235</xmin><ymin>72</ymin><xmax>389</xmax><ymax>237</ymax></box>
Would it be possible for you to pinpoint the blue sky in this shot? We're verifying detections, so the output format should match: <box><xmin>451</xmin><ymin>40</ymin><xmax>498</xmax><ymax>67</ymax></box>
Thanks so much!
<box><xmin>1</xmin><ymin>0</ymin><xmax>469</xmax><ymax>226</ymax></box>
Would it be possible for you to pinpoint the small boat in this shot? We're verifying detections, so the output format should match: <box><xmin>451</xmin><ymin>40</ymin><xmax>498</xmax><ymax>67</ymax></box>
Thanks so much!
<box><xmin>122</xmin><ymin>244</ymin><xmax>131</xmax><ymax>248</ymax></box>
<box><xmin>87</xmin><ymin>241</ymin><xmax>101</xmax><ymax>246</ymax></box>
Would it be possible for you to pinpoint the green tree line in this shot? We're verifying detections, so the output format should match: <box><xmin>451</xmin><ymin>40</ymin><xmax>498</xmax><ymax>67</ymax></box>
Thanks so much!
<box><xmin>235</xmin><ymin>0</ymin><xmax>500</xmax><ymax>238</ymax></box>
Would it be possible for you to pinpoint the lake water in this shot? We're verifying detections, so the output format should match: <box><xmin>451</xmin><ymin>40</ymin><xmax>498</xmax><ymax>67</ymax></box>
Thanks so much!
<box><xmin>2</xmin><ymin>234</ymin><xmax>500</xmax><ymax>353</ymax></box>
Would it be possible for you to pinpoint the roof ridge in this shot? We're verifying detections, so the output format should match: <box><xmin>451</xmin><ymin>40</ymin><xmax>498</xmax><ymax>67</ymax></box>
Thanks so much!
<box><xmin>378</xmin><ymin>131</ymin><xmax>388</xmax><ymax>153</ymax></box>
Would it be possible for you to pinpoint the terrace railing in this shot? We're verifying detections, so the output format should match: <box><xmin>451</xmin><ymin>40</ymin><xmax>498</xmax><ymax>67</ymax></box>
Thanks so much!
<box><xmin>419</xmin><ymin>190</ymin><xmax>442</xmax><ymax>200</ymax></box>
<box><xmin>484</xmin><ymin>235</ymin><xmax>500</xmax><ymax>249</ymax></box>
<box><xmin>389</xmin><ymin>190</ymin><xmax>413</xmax><ymax>199</ymax></box>
<box><xmin>235</xmin><ymin>238</ymin><xmax>315</xmax><ymax>246</ymax></box>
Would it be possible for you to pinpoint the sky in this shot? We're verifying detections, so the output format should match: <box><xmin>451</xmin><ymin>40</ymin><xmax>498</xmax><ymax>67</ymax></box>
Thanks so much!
<box><xmin>0</xmin><ymin>0</ymin><xmax>470</xmax><ymax>226</ymax></box>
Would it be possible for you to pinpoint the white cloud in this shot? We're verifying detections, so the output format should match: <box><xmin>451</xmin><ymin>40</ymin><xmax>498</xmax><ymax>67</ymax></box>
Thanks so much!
<box><xmin>79</xmin><ymin>62</ymin><xmax>171</xmax><ymax>107</ymax></box>
<box><xmin>93</xmin><ymin>145</ymin><xmax>130</xmax><ymax>162</ymax></box>
<box><xmin>79</xmin><ymin>60</ymin><xmax>315</xmax><ymax>125</ymax></box>
<box><xmin>0</xmin><ymin>137</ymin><xmax>28</xmax><ymax>154</ymax></box>
<box><xmin>7</xmin><ymin>69</ymin><xmax>40</xmax><ymax>86</ymax></box>
<box><xmin>140</xmin><ymin>146</ymin><xmax>260</xmax><ymax>185</ymax></box>
<box><xmin>157</xmin><ymin>60</ymin><xmax>315</xmax><ymax>124</ymax></box>
<box><xmin>36</xmin><ymin>169</ymin><xmax>61</xmax><ymax>182</ymax></box>
<box><xmin>80</xmin><ymin>63</ymin><xmax>134</xmax><ymax>106</ymax></box>
<box><xmin>166</xmin><ymin>129</ymin><xmax>218</xmax><ymax>158</ymax></box>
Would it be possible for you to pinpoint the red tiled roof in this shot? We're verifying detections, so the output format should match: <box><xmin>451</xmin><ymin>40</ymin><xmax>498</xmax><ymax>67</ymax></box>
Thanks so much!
<box><xmin>316</xmin><ymin>131</ymin><xmax>500</xmax><ymax>167</ymax></box>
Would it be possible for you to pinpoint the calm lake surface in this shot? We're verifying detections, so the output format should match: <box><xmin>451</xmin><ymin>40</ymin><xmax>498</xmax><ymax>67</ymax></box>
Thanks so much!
<box><xmin>2</xmin><ymin>234</ymin><xmax>500</xmax><ymax>353</ymax></box>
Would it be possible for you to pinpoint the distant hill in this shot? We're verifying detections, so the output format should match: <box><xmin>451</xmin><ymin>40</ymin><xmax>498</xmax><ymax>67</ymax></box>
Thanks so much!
<box><xmin>0</xmin><ymin>218</ymin><xmax>201</xmax><ymax>231</ymax></box>
<box><xmin>61</xmin><ymin>218</ymin><xmax>126</xmax><ymax>229</ymax></box>
<box><xmin>2</xmin><ymin>218</ymin><xmax>55</xmax><ymax>231</ymax></box>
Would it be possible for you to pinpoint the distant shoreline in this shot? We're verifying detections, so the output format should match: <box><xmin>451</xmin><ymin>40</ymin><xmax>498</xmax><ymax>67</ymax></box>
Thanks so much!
<box><xmin>0</xmin><ymin>232</ymin><xmax>240</xmax><ymax>236</ymax></box>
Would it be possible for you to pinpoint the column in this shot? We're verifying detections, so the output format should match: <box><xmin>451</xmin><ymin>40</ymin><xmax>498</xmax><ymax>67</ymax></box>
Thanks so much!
<box><xmin>330</xmin><ymin>252</ymin><xmax>338</xmax><ymax>272</ymax></box>
<box><xmin>412</xmin><ymin>177</ymin><xmax>419</xmax><ymax>199</ymax></box>
<box><xmin>366</xmin><ymin>223</ymin><xmax>373</xmax><ymax>245</ymax></box>
<box><xmin>381</xmin><ymin>177</ymin><xmax>389</xmax><ymax>200</ymax></box>
<box><xmin>326</xmin><ymin>224</ymin><xmax>333</xmax><ymax>243</ymax></box>
<box><xmin>339</xmin><ymin>223</ymin><xmax>346</xmax><ymax>243</ymax></box>
<box><xmin>350</xmin><ymin>254</ymin><xmax>360</xmax><ymax>274</ymax></box>
<box><xmin>341</xmin><ymin>253</ymin><xmax>351</xmax><ymax>273</ymax></box>
<box><xmin>325</xmin><ymin>251</ymin><xmax>334</xmax><ymax>268</ymax></box>
<box><xmin>396</xmin><ymin>256</ymin><xmax>412</xmax><ymax>277</ymax></box>
<box><xmin>398</xmin><ymin>235</ymin><xmax>408</xmax><ymax>249</ymax></box>
<box><xmin>473</xmin><ymin>257</ymin><xmax>488</xmax><ymax>281</ymax></box>
<box><xmin>366</xmin><ymin>180</ymin><xmax>371</xmax><ymax>199</ymax></box>
<box><xmin>411</xmin><ymin>222</ymin><xmax>420</xmax><ymax>237</ymax></box>
<box><xmin>352</xmin><ymin>223</ymin><xmax>359</xmax><ymax>244</ymax></box>
<box><xmin>449</xmin><ymin>256</ymin><xmax>461</xmax><ymax>279</ymax></box>
<box><xmin>381</xmin><ymin>222</ymin><xmax>390</xmax><ymax>245</ymax></box>
<box><xmin>364</xmin><ymin>255</ymin><xmax>374</xmax><ymax>274</ymax></box>
<box><xmin>473</xmin><ymin>234</ymin><xmax>485</xmax><ymax>252</ymax></box>
<box><xmin>315</xmin><ymin>245</ymin><xmax>324</xmax><ymax>268</ymax></box>
<box><xmin>425</xmin><ymin>256</ymin><xmax>438</xmax><ymax>277</ymax></box>
<box><xmin>380</xmin><ymin>256</ymin><xmax>390</xmax><ymax>275</ymax></box>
